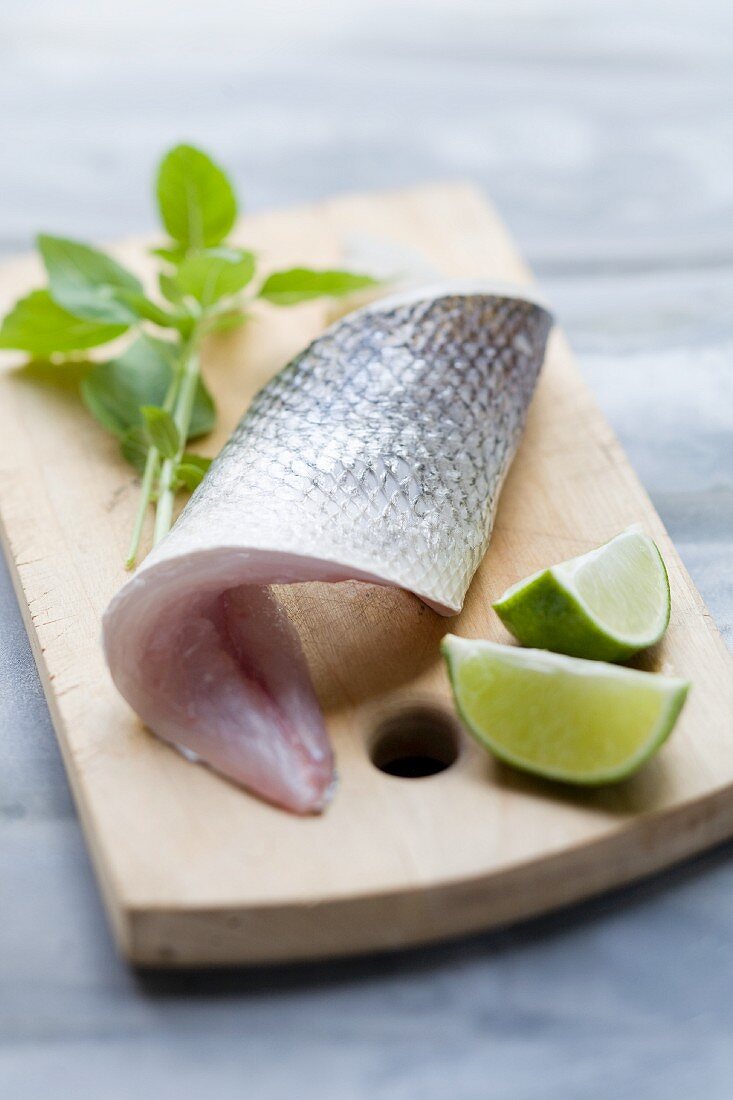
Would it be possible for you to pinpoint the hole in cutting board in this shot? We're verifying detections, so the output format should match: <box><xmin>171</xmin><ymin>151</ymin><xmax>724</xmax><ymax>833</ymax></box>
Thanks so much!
<box><xmin>370</xmin><ymin>705</ymin><xmax>460</xmax><ymax>779</ymax></box>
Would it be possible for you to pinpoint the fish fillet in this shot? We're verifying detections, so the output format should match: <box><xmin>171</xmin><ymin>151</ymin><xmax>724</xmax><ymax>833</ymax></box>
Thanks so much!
<box><xmin>103</xmin><ymin>280</ymin><xmax>553</xmax><ymax>812</ymax></box>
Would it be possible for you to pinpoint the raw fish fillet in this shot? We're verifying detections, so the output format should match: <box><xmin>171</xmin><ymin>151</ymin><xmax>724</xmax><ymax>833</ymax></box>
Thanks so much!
<box><xmin>103</xmin><ymin>281</ymin><xmax>553</xmax><ymax>812</ymax></box>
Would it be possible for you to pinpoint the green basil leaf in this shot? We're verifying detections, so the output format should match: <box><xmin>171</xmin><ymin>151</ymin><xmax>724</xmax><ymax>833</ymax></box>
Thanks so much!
<box><xmin>16</xmin><ymin>357</ymin><xmax>92</xmax><ymax>389</ymax></box>
<box><xmin>150</xmin><ymin>244</ymin><xmax>188</xmax><ymax>265</ymax></box>
<box><xmin>175</xmin><ymin>248</ymin><xmax>255</xmax><ymax>307</ymax></box>
<box><xmin>156</xmin><ymin>144</ymin><xmax>237</xmax><ymax>250</ymax></box>
<box><xmin>0</xmin><ymin>289</ymin><xmax>127</xmax><ymax>355</ymax></box>
<box><xmin>202</xmin><ymin>309</ymin><xmax>248</xmax><ymax>336</ymax></box>
<box><xmin>81</xmin><ymin>336</ymin><xmax>173</xmax><ymax>438</ymax></box>
<box><xmin>120</xmin><ymin>426</ymin><xmax>151</xmax><ymax>474</ymax></box>
<box><xmin>180</xmin><ymin>452</ymin><xmax>212</xmax><ymax>474</ymax></box>
<box><xmin>38</xmin><ymin>235</ymin><xmax>144</xmax><ymax>325</ymax></box>
<box><xmin>81</xmin><ymin>335</ymin><xmax>215</xmax><ymax>442</ymax></box>
<box><xmin>258</xmin><ymin>268</ymin><xmax>379</xmax><ymax>306</ymax></box>
<box><xmin>173</xmin><ymin>453</ymin><xmax>212</xmax><ymax>491</ymax></box>
<box><xmin>141</xmin><ymin>405</ymin><xmax>180</xmax><ymax>459</ymax></box>
<box><xmin>114</xmin><ymin>289</ymin><xmax>187</xmax><ymax>330</ymax></box>
<box><xmin>158</xmin><ymin>272</ymin><xmax>186</xmax><ymax>307</ymax></box>
<box><xmin>189</xmin><ymin>376</ymin><xmax>216</xmax><ymax>439</ymax></box>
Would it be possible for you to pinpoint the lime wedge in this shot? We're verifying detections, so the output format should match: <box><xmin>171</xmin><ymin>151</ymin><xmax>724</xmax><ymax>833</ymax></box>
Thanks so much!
<box><xmin>493</xmin><ymin>527</ymin><xmax>670</xmax><ymax>662</ymax></box>
<box><xmin>442</xmin><ymin>637</ymin><xmax>688</xmax><ymax>785</ymax></box>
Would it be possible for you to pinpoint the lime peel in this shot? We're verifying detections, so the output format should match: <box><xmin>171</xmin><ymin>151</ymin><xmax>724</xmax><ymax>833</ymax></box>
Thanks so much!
<box><xmin>442</xmin><ymin>636</ymin><xmax>689</xmax><ymax>785</ymax></box>
<box><xmin>493</xmin><ymin>526</ymin><xmax>671</xmax><ymax>662</ymax></box>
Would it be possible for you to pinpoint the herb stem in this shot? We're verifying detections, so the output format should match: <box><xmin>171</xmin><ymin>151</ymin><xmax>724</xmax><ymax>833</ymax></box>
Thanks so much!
<box><xmin>124</xmin><ymin>447</ymin><xmax>159</xmax><ymax>570</ymax></box>
<box><xmin>124</xmin><ymin>370</ymin><xmax>180</xmax><ymax>570</ymax></box>
<box><xmin>153</xmin><ymin>335</ymin><xmax>201</xmax><ymax>544</ymax></box>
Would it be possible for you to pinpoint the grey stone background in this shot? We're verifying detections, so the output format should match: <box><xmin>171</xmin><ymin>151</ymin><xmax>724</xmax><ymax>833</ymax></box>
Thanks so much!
<box><xmin>1</xmin><ymin>1</ymin><xmax>732</xmax><ymax>1096</ymax></box>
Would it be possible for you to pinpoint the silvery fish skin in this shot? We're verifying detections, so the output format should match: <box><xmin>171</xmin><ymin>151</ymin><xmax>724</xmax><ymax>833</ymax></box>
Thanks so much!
<box><xmin>103</xmin><ymin>280</ymin><xmax>554</xmax><ymax>813</ymax></box>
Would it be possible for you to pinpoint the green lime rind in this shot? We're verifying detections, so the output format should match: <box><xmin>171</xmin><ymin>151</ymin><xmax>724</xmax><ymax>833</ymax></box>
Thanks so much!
<box><xmin>442</xmin><ymin>636</ymin><xmax>689</xmax><ymax>786</ymax></box>
<box><xmin>492</xmin><ymin>531</ymin><xmax>671</xmax><ymax>663</ymax></box>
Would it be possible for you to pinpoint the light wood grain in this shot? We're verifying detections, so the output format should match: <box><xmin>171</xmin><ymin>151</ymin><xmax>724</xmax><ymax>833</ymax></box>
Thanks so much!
<box><xmin>0</xmin><ymin>182</ymin><xmax>731</xmax><ymax>966</ymax></box>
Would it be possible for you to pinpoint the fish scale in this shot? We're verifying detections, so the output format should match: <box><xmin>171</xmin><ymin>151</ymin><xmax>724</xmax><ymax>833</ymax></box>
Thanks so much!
<box><xmin>103</xmin><ymin>280</ymin><xmax>553</xmax><ymax>812</ymax></box>
<box><xmin>153</xmin><ymin>283</ymin><xmax>552</xmax><ymax>608</ymax></box>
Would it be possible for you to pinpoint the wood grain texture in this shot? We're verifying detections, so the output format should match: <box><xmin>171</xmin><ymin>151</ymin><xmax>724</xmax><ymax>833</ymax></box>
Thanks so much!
<box><xmin>1</xmin><ymin>182</ymin><xmax>731</xmax><ymax>966</ymax></box>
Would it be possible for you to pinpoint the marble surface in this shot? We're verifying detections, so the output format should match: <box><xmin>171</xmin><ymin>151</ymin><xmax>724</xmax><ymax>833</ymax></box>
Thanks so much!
<box><xmin>1</xmin><ymin>1</ymin><xmax>733</xmax><ymax>1096</ymax></box>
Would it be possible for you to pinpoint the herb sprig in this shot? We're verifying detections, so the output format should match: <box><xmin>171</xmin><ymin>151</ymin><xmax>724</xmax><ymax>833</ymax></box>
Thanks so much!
<box><xmin>0</xmin><ymin>144</ymin><xmax>379</xmax><ymax>567</ymax></box>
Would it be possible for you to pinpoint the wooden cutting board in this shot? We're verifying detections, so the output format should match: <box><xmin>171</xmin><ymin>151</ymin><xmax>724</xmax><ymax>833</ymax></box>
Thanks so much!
<box><xmin>1</xmin><ymin>183</ymin><xmax>732</xmax><ymax>966</ymax></box>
